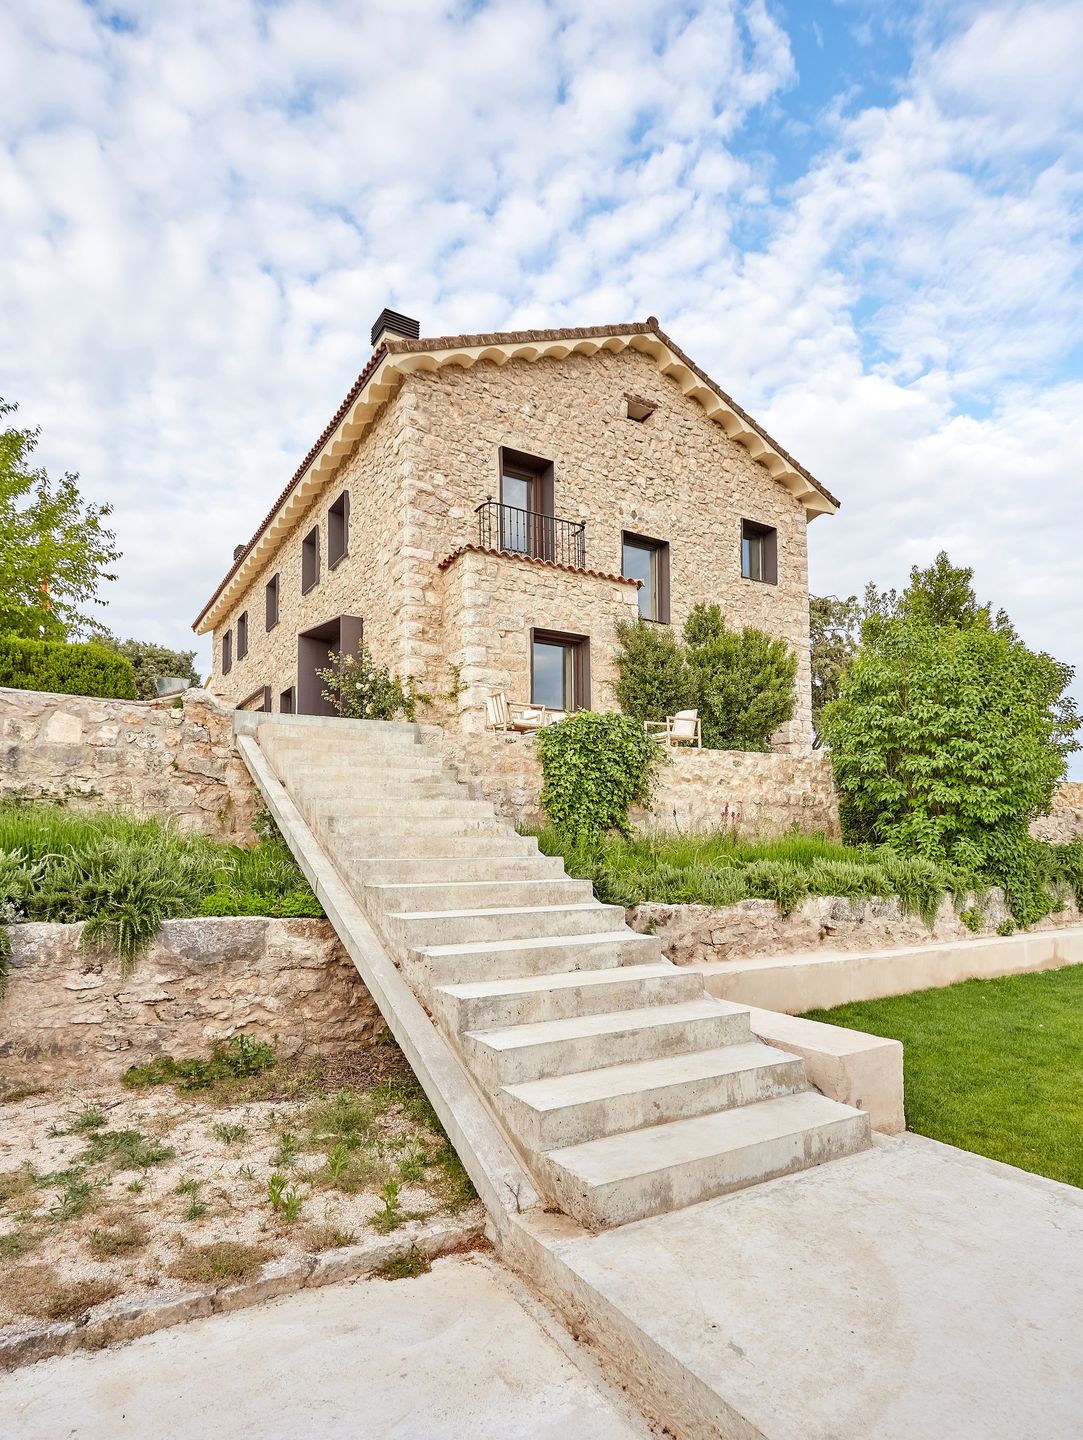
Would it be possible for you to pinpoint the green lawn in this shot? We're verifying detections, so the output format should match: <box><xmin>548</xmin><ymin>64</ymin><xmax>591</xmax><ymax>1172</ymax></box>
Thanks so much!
<box><xmin>804</xmin><ymin>966</ymin><xmax>1083</xmax><ymax>1189</ymax></box>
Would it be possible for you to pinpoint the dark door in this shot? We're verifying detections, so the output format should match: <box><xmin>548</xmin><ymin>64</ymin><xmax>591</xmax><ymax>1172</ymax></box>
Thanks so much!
<box><xmin>296</xmin><ymin>615</ymin><xmax>363</xmax><ymax>716</ymax></box>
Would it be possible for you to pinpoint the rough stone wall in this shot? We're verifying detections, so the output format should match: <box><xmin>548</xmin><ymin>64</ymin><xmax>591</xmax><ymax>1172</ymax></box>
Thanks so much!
<box><xmin>210</xmin><ymin>388</ymin><xmax>411</xmax><ymax>709</ymax></box>
<box><xmin>0</xmin><ymin>688</ymin><xmax>258</xmax><ymax>841</ymax></box>
<box><xmin>1031</xmin><ymin>783</ymin><xmax>1083</xmax><ymax>843</ymax></box>
<box><xmin>0</xmin><ymin>918</ymin><xmax>382</xmax><ymax>1084</ymax></box>
<box><xmin>206</xmin><ymin>347</ymin><xmax>821</xmax><ymax>748</ymax></box>
<box><xmin>629</xmin><ymin>890</ymin><xmax>1083</xmax><ymax>965</ymax></box>
<box><xmin>432</xmin><ymin>548</ymin><xmax>641</xmax><ymax>731</ymax></box>
<box><xmin>427</xmin><ymin>726</ymin><xmax>839</xmax><ymax>837</ymax></box>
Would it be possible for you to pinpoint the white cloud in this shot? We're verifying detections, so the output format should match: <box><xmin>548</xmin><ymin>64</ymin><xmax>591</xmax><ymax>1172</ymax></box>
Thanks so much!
<box><xmin>0</xmin><ymin>0</ymin><xmax>1080</xmax><ymax>769</ymax></box>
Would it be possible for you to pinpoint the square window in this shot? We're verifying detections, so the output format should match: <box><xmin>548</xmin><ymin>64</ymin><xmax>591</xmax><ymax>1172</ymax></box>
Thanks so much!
<box><xmin>531</xmin><ymin>629</ymin><xmax>589</xmax><ymax>712</ymax></box>
<box><xmin>236</xmin><ymin>611</ymin><xmax>248</xmax><ymax>660</ymax></box>
<box><xmin>301</xmin><ymin>526</ymin><xmax>320</xmax><ymax>593</ymax></box>
<box><xmin>266</xmin><ymin>574</ymin><xmax>280</xmax><ymax>630</ymax></box>
<box><xmin>741</xmin><ymin>520</ymin><xmax>777</xmax><ymax>585</ymax></box>
<box><xmin>621</xmin><ymin>532</ymin><xmax>670</xmax><ymax>622</ymax></box>
<box><xmin>221</xmin><ymin>630</ymin><xmax>232</xmax><ymax>675</ymax></box>
<box><xmin>328</xmin><ymin>491</ymin><xmax>350</xmax><ymax>568</ymax></box>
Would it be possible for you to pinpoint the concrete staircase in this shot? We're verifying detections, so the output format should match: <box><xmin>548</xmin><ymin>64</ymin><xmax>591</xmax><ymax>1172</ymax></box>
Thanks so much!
<box><xmin>254</xmin><ymin>718</ymin><xmax>870</xmax><ymax>1228</ymax></box>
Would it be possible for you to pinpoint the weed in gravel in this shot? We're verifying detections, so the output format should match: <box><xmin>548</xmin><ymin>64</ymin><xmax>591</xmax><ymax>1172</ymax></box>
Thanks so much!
<box><xmin>71</xmin><ymin>1107</ymin><xmax>107</xmax><ymax>1133</ymax></box>
<box><xmin>168</xmin><ymin>1241</ymin><xmax>270</xmax><ymax>1286</ymax></box>
<box><xmin>123</xmin><ymin>1035</ymin><xmax>277</xmax><ymax>1094</ymax></box>
<box><xmin>87</xmin><ymin>1217</ymin><xmax>149</xmax><ymax>1259</ymax></box>
<box><xmin>267</xmin><ymin>1171</ymin><xmax>303</xmax><ymax>1222</ymax></box>
<box><xmin>378</xmin><ymin>1248</ymin><xmax>430</xmax><ymax>1281</ymax></box>
<box><xmin>51</xmin><ymin>1176</ymin><xmax>95</xmax><ymax>1222</ymax></box>
<box><xmin>0</xmin><ymin>1228</ymin><xmax>42</xmax><ymax>1260</ymax></box>
<box><xmin>297</xmin><ymin>1222</ymin><xmax>357</xmax><ymax>1252</ymax></box>
<box><xmin>212</xmin><ymin>1122</ymin><xmax>248</xmax><ymax>1146</ymax></box>
<box><xmin>371</xmin><ymin>1178</ymin><xmax>402</xmax><ymax>1235</ymax></box>
<box><xmin>272</xmin><ymin>1130</ymin><xmax>299</xmax><ymax>1169</ymax></box>
<box><xmin>126</xmin><ymin>1179</ymin><xmax>145</xmax><ymax>1194</ymax></box>
<box><xmin>183</xmin><ymin>1200</ymin><xmax>208</xmax><ymax>1222</ymax></box>
<box><xmin>0</xmin><ymin>1166</ymin><xmax>38</xmax><ymax>1209</ymax></box>
<box><xmin>1</xmin><ymin>1264</ymin><xmax>120</xmax><ymax>1320</ymax></box>
<box><xmin>80</xmin><ymin>1129</ymin><xmax>174</xmax><ymax>1172</ymax></box>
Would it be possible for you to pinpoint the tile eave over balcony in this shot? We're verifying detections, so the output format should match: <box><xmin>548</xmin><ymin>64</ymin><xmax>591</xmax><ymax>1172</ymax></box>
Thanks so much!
<box><xmin>437</xmin><ymin>544</ymin><xmax>641</xmax><ymax>590</ymax></box>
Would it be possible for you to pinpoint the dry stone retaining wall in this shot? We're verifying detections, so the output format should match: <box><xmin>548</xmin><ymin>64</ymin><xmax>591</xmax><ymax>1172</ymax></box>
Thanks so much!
<box><xmin>0</xmin><ymin>687</ymin><xmax>258</xmax><ymax>841</ymax></box>
<box><xmin>1031</xmin><ymin>782</ymin><xmax>1083</xmax><ymax>843</ymax></box>
<box><xmin>1</xmin><ymin>918</ymin><xmax>381</xmax><ymax>1084</ymax></box>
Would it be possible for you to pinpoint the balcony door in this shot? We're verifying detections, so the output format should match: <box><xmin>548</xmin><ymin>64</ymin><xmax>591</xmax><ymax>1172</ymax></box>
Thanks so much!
<box><xmin>499</xmin><ymin>449</ymin><xmax>555</xmax><ymax>560</ymax></box>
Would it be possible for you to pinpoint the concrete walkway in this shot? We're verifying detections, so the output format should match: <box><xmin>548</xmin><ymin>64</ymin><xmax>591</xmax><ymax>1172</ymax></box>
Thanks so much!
<box><xmin>1</xmin><ymin>1255</ymin><xmax>656</xmax><ymax>1440</ymax></box>
<box><xmin>534</xmin><ymin>1133</ymin><xmax>1083</xmax><ymax>1440</ymax></box>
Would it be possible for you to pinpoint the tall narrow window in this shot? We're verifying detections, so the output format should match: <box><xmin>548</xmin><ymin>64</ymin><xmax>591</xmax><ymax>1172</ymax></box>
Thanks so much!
<box><xmin>265</xmin><ymin>574</ymin><xmax>280</xmax><ymax>630</ymax></box>
<box><xmin>236</xmin><ymin>611</ymin><xmax>248</xmax><ymax>660</ymax></box>
<box><xmin>621</xmin><ymin>532</ymin><xmax>670</xmax><ymax>622</ymax></box>
<box><xmin>279</xmin><ymin>687</ymin><xmax>295</xmax><ymax>714</ymax></box>
<box><xmin>301</xmin><ymin>526</ymin><xmax>320</xmax><ymax>593</ymax></box>
<box><xmin>530</xmin><ymin>630</ymin><xmax>589</xmax><ymax>713</ymax></box>
<box><xmin>328</xmin><ymin>491</ymin><xmax>350</xmax><ymax>568</ymax></box>
<box><xmin>740</xmin><ymin>520</ymin><xmax>778</xmax><ymax>584</ymax></box>
<box><xmin>221</xmin><ymin>630</ymin><xmax>232</xmax><ymax>675</ymax></box>
<box><xmin>498</xmin><ymin>448</ymin><xmax>555</xmax><ymax>559</ymax></box>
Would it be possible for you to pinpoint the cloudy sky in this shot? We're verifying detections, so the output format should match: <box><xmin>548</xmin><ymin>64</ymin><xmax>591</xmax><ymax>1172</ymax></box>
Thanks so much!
<box><xmin>2</xmin><ymin>0</ymin><xmax>1081</xmax><ymax>766</ymax></box>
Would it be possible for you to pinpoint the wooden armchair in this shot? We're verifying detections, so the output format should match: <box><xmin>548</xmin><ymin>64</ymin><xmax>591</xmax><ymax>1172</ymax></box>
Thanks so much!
<box><xmin>486</xmin><ymin>691</ymin><xmax>565</xmax><ymax>732</ymax></box>
<box><xmin>644</xmin><ymin>708</ymin><xmax>702</xmax><ymax>748</ymax></box>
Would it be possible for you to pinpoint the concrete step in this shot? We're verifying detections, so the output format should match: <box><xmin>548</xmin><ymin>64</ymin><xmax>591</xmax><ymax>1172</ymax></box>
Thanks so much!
<box><xmin>462</xmin><ymin>998</ymin><xmax>753</xmax><ymax>1089</ymax></box>
<box><xmin>332</xmin><ymin>832</ymin><xmax>541</xmax><ymax>862</ymax></box>
<box><xmin>409</xmin><ymin>931</ymin><xmax>665</xmax><ymax>986</ymax></box>
<box><xmin>368</xmin><ymin>878</ymin><xmax>594</xmax><ymax>916</ymax></box>
<box><xmin>351</xmin><ymin>855</ymin><xmax>566</xmax><ymax>885</ymax></box>
<box><xmin>259</xmin><ymin>724</ymin><xmax>423</xmax><ymax>754</ymax></box>
<box><xmin>541</xmin><ymin>1091</ymin><xmax>872</xmax><ymax>1227</ymax></box>
<box><xmin>433</xmin><ymin>962</ymin><xmax>702</xmax><ymax>1031</ymax></box>
<box><xmin>499</xmin><ymin>1042</ymin><xmax>807</xmax><ymax>1151</ymax></box>
<box><xmin>386</xmin><ymin>902</ymin><xmax>625</xmax><ymax>950</ymax></box>
<box><xmin>274</xmin><ymin>756</ymin><xmax>448</xmax><ymax>785</ymax></box>
<box><xmin>303</xmin><ymin>796</ymin><xmax>496</xmax><ymax>821</ymax></box>
<box><xmin>316</xmin><ymin>814</ymin><xmax>513</xmax><ymax>844</ymax></box>
<box><xmin>295</xmin><ymin>776</ymin><xmax>464</xmax><ymax>800</ymax></box>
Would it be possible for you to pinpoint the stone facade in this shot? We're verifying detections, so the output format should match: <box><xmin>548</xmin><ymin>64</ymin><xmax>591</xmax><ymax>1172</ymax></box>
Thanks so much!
<box><xmin>426</xmin><ymin>725</ymin><xmax>840</xmax><ymax>837</ymax></box>
<box><xmin>1031</xmin><ymin>782</ymin><xmax>1083</xmax><ymax>843</ymax></box>
<box><xmin>0</xmin><ymin>687</ymin><xmax>258</xmax><ymax>841</ymax></box>
<box><xmin>0</xmin><ymin>918</ymin><xmax>382</xmax><ymax>1084</ymax></box>
<box><xmin>205</xmin><ymin>342</ymin><xmax>825</xmax><ymax>749</ymax></box>
<box><xmin>629</xmin><ymin>890</ymin><xmax>1083</xmax><ymax>967</ymax></box>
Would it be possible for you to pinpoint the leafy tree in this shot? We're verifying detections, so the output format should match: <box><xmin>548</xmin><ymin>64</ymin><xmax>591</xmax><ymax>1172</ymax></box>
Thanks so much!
<box><xmin>0</xmin><ymin>400</ymin><xmax>120</xmax><ymax>639</ymax></box>
<box><xmin>97</xmin><ymin>636</ymin><xmax>200</xmax><ymax>700</ymax></box>
<box><xmin>613</xmin><ymin>619</ymin><xmax>695</xmax><ymax>722</ymax></box>
<box><xmin>682</xmin><ymin>603</ymin><xmax>797</xmax><ymax>751</ymax></box>
<box><xmin>809</xmin><ymin>594</ymin><xmax>862</xmax><ymax>746</ymax></box>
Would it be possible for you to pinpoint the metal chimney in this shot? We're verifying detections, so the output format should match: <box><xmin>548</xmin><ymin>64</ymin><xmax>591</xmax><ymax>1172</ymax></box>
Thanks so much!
<box><xmin>371</xmin><ymin>308</ymin><xmax>420</xmax><ymax>348</ymax></box>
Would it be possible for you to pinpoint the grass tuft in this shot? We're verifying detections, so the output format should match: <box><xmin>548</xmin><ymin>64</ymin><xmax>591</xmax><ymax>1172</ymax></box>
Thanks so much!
<box><xmin>168</xmin><ymin>1241</ymin><xmax>270</xmax><ymax>1287</ymax></box>
<box><xmin>378</xmin><ymin>1248</ymin><xmax>431</xmax><ymax>1281</ymax></box>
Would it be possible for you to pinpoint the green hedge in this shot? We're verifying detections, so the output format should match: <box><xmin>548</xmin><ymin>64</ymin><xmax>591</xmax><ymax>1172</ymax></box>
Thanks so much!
<box><xmin>0</xmin><ymin>634</ymin><xmax>137</xmax><ymax>700</ymax></box>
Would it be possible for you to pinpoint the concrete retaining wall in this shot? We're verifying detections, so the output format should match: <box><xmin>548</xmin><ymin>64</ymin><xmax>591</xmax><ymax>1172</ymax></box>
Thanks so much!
<box><xmin>0</xmin><ymin>687</ymin><xmax>259</xmax><ymax>841</ymax></box>
<box><xmin>0</xmin><ymin>917</ymin><xmax>382</xmax><ymax>1084</ymax></box>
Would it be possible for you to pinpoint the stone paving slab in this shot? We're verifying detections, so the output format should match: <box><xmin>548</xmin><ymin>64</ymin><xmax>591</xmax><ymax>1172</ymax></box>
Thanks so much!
<box><xmin>0</xmin><ymin>1254</ymin><xmax>656</xmax><ymax>1440</ymax></box>
<box><xmin>540</xmin><ymin>1133</ymin><xmax>1083</xmax><ymax>1440</ymax></box>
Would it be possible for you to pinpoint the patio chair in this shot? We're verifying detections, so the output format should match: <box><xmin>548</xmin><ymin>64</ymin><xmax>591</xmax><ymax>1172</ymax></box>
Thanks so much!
<box><xmin>644</xmin><ymin>708</ymin><xmax>702</xmax><ymax>748</ymax></box>
<box><xmin>486</xmin><ymin>691</ymin><xmax>564</xmax><ymax>733</ymax></box>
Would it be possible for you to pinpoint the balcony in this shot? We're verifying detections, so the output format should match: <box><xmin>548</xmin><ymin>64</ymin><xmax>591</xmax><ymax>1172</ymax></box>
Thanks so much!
<box><xmin>475</xmin><ymin>498</ymin><xmax>586</xmax><ymax>570</ymax></box>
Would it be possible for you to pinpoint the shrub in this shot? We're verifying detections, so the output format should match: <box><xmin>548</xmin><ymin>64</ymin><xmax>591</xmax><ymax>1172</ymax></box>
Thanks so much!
<box><xmin>0</xmin><ymin>634</ymin><xmax>136</xmax><ymax>699</ymax></box>
<box><xmin>536</xmin><ymin>710</ymin><xmax>659</xmax><ymax>841</ymax></box>
<box><xmin>317</xmin><ymin>643</ymin><xmax>425</xmax><ymax>721</ymax></box>
<box><xmin>683</xmin><ymin>604</ymin><xmax>797</xmax><ymax>751</ymax></box>
<box><xmin>613</xmin><ymin>620</ymin><xmax>695</xmax><ymax>722</ymax></box>
<box><xmin>96</xmin><ymin>635</ymin><xmax>199</xmax><ymax>699</ymax></box>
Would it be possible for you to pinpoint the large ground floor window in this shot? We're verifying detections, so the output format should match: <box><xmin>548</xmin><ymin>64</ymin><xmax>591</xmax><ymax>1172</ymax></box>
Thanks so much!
<box><xmin>530</xmin><ymin>629</ymin><xmax>590</xmax><ymax>712</ymax></box>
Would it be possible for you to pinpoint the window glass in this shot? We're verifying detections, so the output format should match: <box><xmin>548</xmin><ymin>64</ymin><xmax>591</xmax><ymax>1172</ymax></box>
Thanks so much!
<box><xmin>742</xmin><ymin>532</ymin><xmax>763</xmax><ymax>581</ymax></box>
<box><xmin>623</xmin><ymin>540</ymin><xmax>657</xmax><ymax>619</ymax></box>
<box><xmin>501</xmin><ymin>472</ymin><xmax>534</xmax><ymax>552</ymax></box>
<box><xmin>532</xmin><ymin>639</ymin><xmax>570</xmax><ymax>710</ymax></box>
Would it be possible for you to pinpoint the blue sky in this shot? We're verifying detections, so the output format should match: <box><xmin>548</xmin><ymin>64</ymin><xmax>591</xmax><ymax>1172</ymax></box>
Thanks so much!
<box><xmin>2</xmin><ymin>0</ymin><xmax>1081</xmax><ymax>771</ymax></box>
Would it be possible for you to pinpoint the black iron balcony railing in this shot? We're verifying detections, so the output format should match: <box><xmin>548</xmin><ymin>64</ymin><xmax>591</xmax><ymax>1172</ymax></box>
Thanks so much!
<box><xmin>476</xmin><ymin>498</ymin><xmax>586</xmax><ymax>569</ymax></box>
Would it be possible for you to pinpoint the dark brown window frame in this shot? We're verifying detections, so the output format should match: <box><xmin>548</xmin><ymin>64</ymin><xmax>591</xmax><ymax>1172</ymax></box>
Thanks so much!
<box><xmin>221</xmin><ymin>630</ymin><xmax>232</xmax><ymax>675</ymax></box>
<box><xmin>236</xmin><ymin>611</ymin><xmax>249</xmax><ymax>661</ymax></box>
<box><xmin>279</xmin><ymin>686</ymin><xmax>295</xmax><ymax>714</ymax></box>
<box><xmin>265</xmin><ymin>574</ymin><xmax>280</xmax><ymax>631</ymax></box>
<box><xmin>301</xmin><ymin>526</ymin><xmax>321</xmax><ymax>594</ymax></box>
<box><xmin>237</xmin><ymin>684</ymin><xmax>271</xmax><ymax>712</ymax></box>
<box><xmin>740</xmin><ymin>519</ymin><xmax>778</xmax><ymax>586</ymax></box>
<box><xmin>498</xmin><ymin>447</ymin><xmax>555</xmax><ymax>516</ymax></box>
<box><xmin>529</xmin><ymin>627</ymin><xmax>590</xmax><ymax>712</ymax></box>
<box><xmin>621</xmin><ymin>530</ymin><xmax>671</xmax><ymax>623</ymax></box>
<box><xmin>328</xmin><ymin>490</ymin><xmax>350</xmax><ymax>569</ymax></box>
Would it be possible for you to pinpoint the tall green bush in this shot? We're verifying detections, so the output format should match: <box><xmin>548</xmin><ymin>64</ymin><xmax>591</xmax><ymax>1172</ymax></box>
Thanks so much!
<box><xmin>536</xmin><ymin>710</ymin><xmax>658</xmax><ymax>841</ymax></box>
<box><xmin>317</xmin><ymin>643</ymin><xmax>425</xmax><ymax>721</ymax></box>
<box><xmin>682</xmin><ymin>604</ymin><xmax>796</xmax><ymax>751</ymax></box>
<box><xmin>613</xmin><ymin>620</ymin><xmax>695</xmax><ymax>722</ymax></box>
<box><xmin>0</xmin><ymin>634</ymin><xmax>136</xmax><ymax>699</ymax></box>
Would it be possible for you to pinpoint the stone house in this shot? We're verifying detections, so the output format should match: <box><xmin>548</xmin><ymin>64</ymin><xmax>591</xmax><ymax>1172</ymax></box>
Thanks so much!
<box><xmin>193</xmin><ymin>312</ymin><xmax>838</xmax><ymax>750</ymax></box>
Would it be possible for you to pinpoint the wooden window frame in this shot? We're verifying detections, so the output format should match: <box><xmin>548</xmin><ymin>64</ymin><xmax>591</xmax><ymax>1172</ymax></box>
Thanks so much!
<box><xmin>740</xmin><ymin>519</ymin><xmax>778</xmax><ymax>586</ymax></box>
<box><xmin>529</xmin><ymin>628</ymin><xmax>590</xmax><ymax>712</ymax></box>
<box><xmin>301</xmin><ymin>526</ymin><xmax>321</xmax><ymax>594</ymax></box>
<box><xmin>236</xmin><ymin>611</ymin><xmax>248</xmax><ymax>661</ymax></box>
<box><xmin>328</xmin><ymin>491</ymin><xmax>350</xmax><ymax>569</ymax></box>
<box><xmin>279</xmin><ymin>686</ymin><xmax>295</xmax><ymax>715</ymax></box>
<box><xmin>265</xmin><ymin>574</ymin><xmax>280</xmax><ymax>631</ymax></box>
<box><xmin>621</xmin><ymin>531</ymin><xmax>671</xmax><ymax>623</ymax></box>
<box><xmin>221</xmin><ymin>630</ymin><xmax>232</xmax><ymax>675</ymax></box>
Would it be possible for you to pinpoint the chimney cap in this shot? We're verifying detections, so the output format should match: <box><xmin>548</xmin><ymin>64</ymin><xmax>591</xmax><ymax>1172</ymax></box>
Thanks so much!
<box><xmin>371</xmin><ymin>308</ymin><xmax>420</xmax><ymax>348</ymax></box>
<box><xmin>233</xmin><ymin>544</ymin><xmax>246</xmax><ymax>561</ymax></box>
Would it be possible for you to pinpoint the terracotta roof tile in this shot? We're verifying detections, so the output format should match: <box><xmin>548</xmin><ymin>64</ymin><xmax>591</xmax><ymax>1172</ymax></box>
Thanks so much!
<box><xmin>437</xmin><ymin>544</ymin><xmax>641</xmax><ymax>587</ymax></box>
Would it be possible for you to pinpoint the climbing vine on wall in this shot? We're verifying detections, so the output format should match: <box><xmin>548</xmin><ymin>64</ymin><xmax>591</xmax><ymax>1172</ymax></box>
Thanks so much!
<box><xmin>536</xmin><ymin>710</ymin><xmax>659</xmax><ymax>842</ymax></box>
